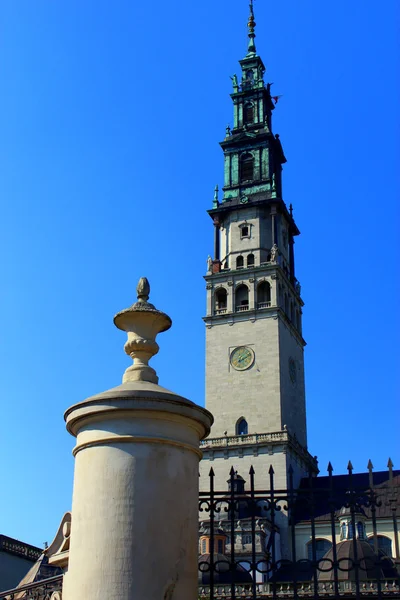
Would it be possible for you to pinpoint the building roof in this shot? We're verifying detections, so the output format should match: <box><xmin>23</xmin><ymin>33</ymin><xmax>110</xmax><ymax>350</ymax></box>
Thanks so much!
<box><xmin>0</xmin><ymin>535</ymin><xmax>42</xmax><ymax>562</ymax></box>
<box><xmin>294</xmin><ymin>471</ymin><xmax>400</xmax><ymax>523</ymax></box>
<box><xmin>318</xmin><ymin>540</ymin><xmax>398</xmax><ymax>582</ymax></box>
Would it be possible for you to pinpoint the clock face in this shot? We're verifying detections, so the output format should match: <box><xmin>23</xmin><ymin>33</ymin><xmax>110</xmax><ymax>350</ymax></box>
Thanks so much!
<box><xmin>230</xmin><ymin>346</ymin><xmax>255</xmax><ymax>371</ymax></box>
<box><xmin>289</xmin><ymin>357</ymin><xmax>297</xmax><ymax>384</ymax></box>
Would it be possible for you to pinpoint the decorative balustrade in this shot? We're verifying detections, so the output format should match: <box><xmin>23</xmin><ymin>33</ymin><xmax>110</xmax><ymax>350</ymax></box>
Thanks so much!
<box><xmin>200</xmin><ymin>431</ymin><xmax>288</xmax><ymax>448</ymax></box>
<box><xmin>198</xmin><ymin>580</ymin><xmax>400</xmax><ymax>598</ymax></box>
<box><xmin>257</xmin><ymin>301</ymin><xmax>271</xmax><ymax>309</ymax></box>
<box><xmin>215</xmin><ymin>308</ymin><xmax>227</xmax><ymax>315</ymax></box>
<box><xmin>236</xmin><ymin>305</ymin><xmax>249</xmax><ymax>312</ymax></box>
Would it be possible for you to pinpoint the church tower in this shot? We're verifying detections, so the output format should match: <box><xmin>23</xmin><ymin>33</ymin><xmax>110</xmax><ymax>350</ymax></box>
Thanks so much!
<box><xmin>200</xmin><ymin>2</ymin><xmax>317</xmax><ymax>492</ymax></box>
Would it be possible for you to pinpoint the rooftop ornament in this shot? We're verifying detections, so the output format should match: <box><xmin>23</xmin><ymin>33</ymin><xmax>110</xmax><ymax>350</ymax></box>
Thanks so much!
<box><xmin>247</xmin><ymin>0</ymin><xmax>257</xmax><ymax>54</ymax></box>
<box><xmin>113</xmin><ymin>277</ymin><xmax>172</xmax><ymax>385</ymax></box>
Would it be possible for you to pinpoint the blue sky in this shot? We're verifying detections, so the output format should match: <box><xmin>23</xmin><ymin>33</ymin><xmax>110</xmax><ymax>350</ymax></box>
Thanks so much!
<box><xmin>0</xmin><ymin>0</ymin><xmax>398</xmax><ymax>548</ymax></box>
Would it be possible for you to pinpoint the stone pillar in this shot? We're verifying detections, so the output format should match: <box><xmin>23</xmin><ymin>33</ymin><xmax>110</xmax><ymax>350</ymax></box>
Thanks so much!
<box><xmin>63</xmin><ymin>278</ymin><xmax>213</xmax><ymax>600</ymax></box>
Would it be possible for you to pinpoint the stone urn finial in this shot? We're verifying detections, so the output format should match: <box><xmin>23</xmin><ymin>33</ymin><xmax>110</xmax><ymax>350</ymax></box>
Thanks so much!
<box><xmin>113</xmin><ymin>278</ymin><xmax>172</xmax><ymax>384</ymax></box>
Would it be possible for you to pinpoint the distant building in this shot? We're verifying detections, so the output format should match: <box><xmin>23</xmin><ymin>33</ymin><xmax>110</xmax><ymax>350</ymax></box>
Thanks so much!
<box><xmin>0</xmin><ymin>535</ymin><xmax>42</xmax><ymax>591</ymax></box>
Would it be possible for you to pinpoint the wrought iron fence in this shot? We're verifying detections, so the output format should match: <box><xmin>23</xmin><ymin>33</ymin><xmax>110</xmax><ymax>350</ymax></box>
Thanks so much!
<box><xmin>198</xmin><ymin>461</ymin><xmax>400</xmax><ymax>600</ymax></box>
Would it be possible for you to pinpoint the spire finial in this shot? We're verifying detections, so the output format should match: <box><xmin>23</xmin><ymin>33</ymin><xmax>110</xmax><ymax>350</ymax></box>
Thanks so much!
<box><xmin>247</xmin><ymin>0</ymin><xmax>256</xmax><ymax>54</ymax></box>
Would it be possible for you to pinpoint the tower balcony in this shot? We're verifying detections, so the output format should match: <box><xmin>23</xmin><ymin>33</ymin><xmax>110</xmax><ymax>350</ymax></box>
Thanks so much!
<box><xmin>257</xmin><ymin>301</ymin><xmax>271</xmax><ymax>309</ymax></box>
<box><xmin>235</xmin><ymin>304</ymin><xmax>249</xmax><ymax>312</ymax></box>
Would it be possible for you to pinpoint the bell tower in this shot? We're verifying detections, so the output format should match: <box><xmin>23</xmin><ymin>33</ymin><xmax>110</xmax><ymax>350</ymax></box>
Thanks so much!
<box><xmin>200</xmin><ymin>2</ymin><xmax>317</xmax><ymax>491</ymax></box>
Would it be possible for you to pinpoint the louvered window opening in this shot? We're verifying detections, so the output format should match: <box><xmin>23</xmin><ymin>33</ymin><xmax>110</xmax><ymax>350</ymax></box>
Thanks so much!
<box><xmin>244</xmin><ymin>104</ymin><xmax>254</xmax><ymax>124</ymax></box>
<box><xmin>241</xmin><ymin>157</ymin><xmax>254</xmax><ymax>182</ymax></box>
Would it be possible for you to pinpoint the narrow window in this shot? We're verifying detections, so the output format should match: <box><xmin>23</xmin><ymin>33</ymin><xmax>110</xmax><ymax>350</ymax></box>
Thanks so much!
<box><xmin>348</xmin><ymin>523</ymin><xmax>354</xmax><ymax>539</ymax></box>
<box><xmin>357</xmin><ymin>522</ymin><xmax>365</xmax><ymax>539</ymax></box>
<box><xmin>341</xmin><ymin>522</ymin><xmax>347</xmax><ymax>540</ymax></box>
<box><xmin>257</xmin><ymin>281</ymin><xmax>271</xmax><ymax>308</ymax></box>
<box><xmin>244</xmin><ymin>103</ymin><xmax>254</xmax><ymax>124</ymax></box>
<box><xmin>235</xmin><ymin>285</ymin><xmax>249</xmax><ymax>310</ymax></box>
<box><xmin>201</xmin><ymin>539</ymin><xmax>207</xmax><ymax>554</ymax></box>
<box><xmin>215</xmin><ymin>288</ymin><xmax>227</xmax><ymax>313</ymax></box>
<box><xmin>236</xmin><ymin>255</ymin><xmax>244</xmax><ymax>269</ymax></box>
<box><xmin>247</xmin><ymin>253</ymin><xmax>255</xmax><ymax>267</ymax></box>
<box><xmin>241</xmin><ymin>153</ymin><xmax>254</xmax><ymax>182</ymax></box>
<box><xmin>236</xmin><ymin>418</ymin><xmax>248</xmax><ymax>435</ymax></box>
<box><xmin>217</xmin><ymin>539</ymin><xmax>223</xmax><ymax>554</ymax></box>
<box><xmin>241</xmin><ymin>226</ymin><xmax>249</xmax><ymax>238</ymax></box>
<box><xmin>242</xmin><ymin>533</ymin><xmax>252</xmax><ymax>545</ymax></box>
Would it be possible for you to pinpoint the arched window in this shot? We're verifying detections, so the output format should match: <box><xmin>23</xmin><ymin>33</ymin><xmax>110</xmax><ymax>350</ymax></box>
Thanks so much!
<box><xmin>215</xmin><ymin>288</ymin><xmax>227</xmax><ymax>313</ymax></box>
<box><xmin>236</xmin><ymin>418</ymin><xmax>248</xmax><ymax>435</ymax></box>
<box><xmin>257</xmin><ymin>281</ymin><xmax>271</xmax><ymax>308</ymax></box>
<box><xmin>348</xmin><ymin>522</ymin><xmax>354</xmax><ymax>539</ymax></box>
<box><xmin>236</xmin><ymin>255</ymin><xmax>244</xmax><ymax>269</ymax></box>
<box><xmin>235</xmin><ymin>285</ymin><xmax>249</xmax><ymax>311</ymax></box>
<box><xmin>240</xmin><ymin>153</ymin><xmax>254</xmax><ymax>182</ymax></box>
<box><xmin>340</xmin><ymin>522</ymin><xmax>347</xmax><ymax>540</ymax></box>
<box><xmin>244</xmin><ymin>102</ymin><xmax>254</xmax><ymax>124</ymax></box>
<box><xmin>357</xmin><ymin>522</ymin><xmax>365</xmax><ymax>539</ymax></box>
<box><xmin>201</xmin><ymin>539</ymin><xmax>207</xmax><ymax>554</ymax></box>
<box><xmin>246</xmin><ymin>69</ymin><xmax>254</xmax><ymax>82</ymax></box>
<box><xmin>247</xmin><ymin>253</ymin><xmax>255</xmax><ymax>267</ymax></box>
<box><xmin>368</xmin><ymin>535</ymin><xmax>393</xmax><ymax>557</ymax></box>
<box><xmin>307</xmin><ymin>539</ymin><xmax>332</xmax><ymax>561</ymax></box>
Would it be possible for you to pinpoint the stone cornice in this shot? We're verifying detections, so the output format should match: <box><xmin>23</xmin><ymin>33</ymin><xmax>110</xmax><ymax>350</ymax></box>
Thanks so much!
<box><xmin>0</xmin><ymin>535</ymin><xmax>42</xmax><ymax>561</ymax></box>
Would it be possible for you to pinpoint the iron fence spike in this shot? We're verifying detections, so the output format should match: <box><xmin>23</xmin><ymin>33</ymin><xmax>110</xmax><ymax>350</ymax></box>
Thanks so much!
<box><xmin>229</xmin><ymin>466</ymin><xmax>235</xmax><ymax>476</ymax></box>
<box><xmin>209</xmin><ymin>467</ymin><xmax>215</xmax><ymax>477</ymax></box>
<box><xmin>269</xmin><ymin>465</ymin><xmax>274</xmax><ymax>474</ymax></box>
<box><xmin>388</xmin><ymin>457</ymin><xmax>394</xmax><ymax>469</ymax></box>
<box><xmin>367</xmin><ymin>459</ymin><xmax>373</xmax><ymax>471</ymax></box>
<box><xmin>347</xmin><ymin>460</ymin><xmax>353</xmax><ymax>472</ymax></box>
<box><xmin>327</xmin><ymin>461</ymin><xmax>333</xmax><ymax>473</ymax></box>
<box><xmin>249</xmin><ymin>465</ymin><xmax>255</xmax><ymax>475</ymax></box>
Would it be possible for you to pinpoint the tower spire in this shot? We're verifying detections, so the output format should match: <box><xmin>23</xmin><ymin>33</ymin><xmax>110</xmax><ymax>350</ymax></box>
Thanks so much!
<box><xmin>247</xmin><ymin>0</ymin><xmax>256</xmax><ymax>54</ymax></box>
